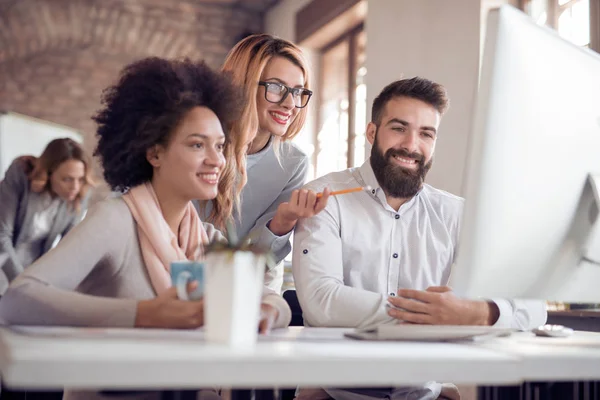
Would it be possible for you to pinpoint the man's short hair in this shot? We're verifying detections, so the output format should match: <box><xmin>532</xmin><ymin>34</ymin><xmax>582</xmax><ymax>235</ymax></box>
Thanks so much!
<box><xmin>371</xmin><ymin>77</ymin><xmax>449</xmax><ymax>125</ymax></box>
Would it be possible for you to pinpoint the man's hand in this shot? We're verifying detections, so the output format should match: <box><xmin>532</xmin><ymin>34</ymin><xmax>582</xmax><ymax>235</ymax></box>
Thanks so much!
<box><xmin>268</xmin><ymin>188</ymin><xmax>331</xmax><ymax>235</ymax></box>
<box><xmin>135</xmin><ymin>282</ymin><xmax>205</xmax><ymax>329</ymax></box>
<box><xmin>386</xmin><ymin>286</ymin><xmax>499</xmax><ymax>326</ymax></box>
<box><xmin>258</xmin><ymin>303</ymin><xmax>279</xmax><ymax>334</ymax></box>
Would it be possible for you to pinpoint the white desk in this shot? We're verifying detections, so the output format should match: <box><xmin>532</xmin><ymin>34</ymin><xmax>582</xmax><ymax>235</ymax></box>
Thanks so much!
<box><xmin>474</xmin><ymin>331</ymin><xmax>600</xmax><ymax>382</ymax></box>
<box><xmin>0</xmin><ymin>326</ymin><xmax>521</xmax><ymax>390</ymax></box>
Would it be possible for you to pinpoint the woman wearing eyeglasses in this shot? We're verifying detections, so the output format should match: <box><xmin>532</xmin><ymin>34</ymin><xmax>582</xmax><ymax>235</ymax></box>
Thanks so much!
<box><xmin>199</xmin><ymin>34</ymin><xmax>331</xmax><ymax>292</ymax></box>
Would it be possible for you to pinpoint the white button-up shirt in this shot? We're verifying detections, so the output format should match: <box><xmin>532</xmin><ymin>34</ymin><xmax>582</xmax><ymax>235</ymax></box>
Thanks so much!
<box><xmin>293</xmin><ymin>159</ymin><xmax>547</xmax><ymax>330</ymax></box>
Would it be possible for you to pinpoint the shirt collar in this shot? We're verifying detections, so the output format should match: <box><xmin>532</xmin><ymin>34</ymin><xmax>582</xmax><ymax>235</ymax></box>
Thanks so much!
<box><xmin>358</xmin><ymin>158</ymin><xmax>381</xmax><ymax>196</ymax></box>
<box><xmin>357</xmin><ymin>158</ymin><xmax>422</xmax><ymax>214</ymax></box>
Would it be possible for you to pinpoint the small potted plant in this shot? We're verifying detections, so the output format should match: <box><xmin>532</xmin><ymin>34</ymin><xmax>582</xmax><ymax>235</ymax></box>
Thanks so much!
<box><xmin>203</xmin><ymin>221</ymin><xmax>275</xmax><ymax>347</ymax></box>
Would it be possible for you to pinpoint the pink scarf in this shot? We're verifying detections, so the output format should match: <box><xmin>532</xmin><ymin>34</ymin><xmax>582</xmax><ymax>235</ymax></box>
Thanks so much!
<box><xmin>122</xmin><ymin>182</ymin><xmax>208</xmax><ymax>294</ymax></box>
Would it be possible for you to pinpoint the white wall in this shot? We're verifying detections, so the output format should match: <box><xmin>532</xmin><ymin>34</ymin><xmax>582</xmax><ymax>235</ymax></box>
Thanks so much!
<box><xmin>366</xmin><ymin>0</ymin><xmax>482</xmax><ymax>196</ymax></box>
<box><xmin>0</xmin><ymin>112</ymin><xmax>83</xmax><ymax>180</ymax></box>
<box><xmin>264</xmin><ymin>0</ymin><xmax>313</xmax><ymax>40</ymax></box>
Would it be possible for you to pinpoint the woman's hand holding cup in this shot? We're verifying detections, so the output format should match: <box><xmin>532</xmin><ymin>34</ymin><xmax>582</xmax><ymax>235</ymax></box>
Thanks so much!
<box><xmin>134</xmin><ymin>281</ymin><xmax>205</xmax><ymax>329</ymax></box>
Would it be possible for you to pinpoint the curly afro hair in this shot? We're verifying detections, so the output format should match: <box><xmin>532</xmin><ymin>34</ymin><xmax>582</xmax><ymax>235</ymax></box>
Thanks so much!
<box><xmin>93</xmin><ymin>57</ymin><xmax>242</xmax><ymax>193</ymax></box>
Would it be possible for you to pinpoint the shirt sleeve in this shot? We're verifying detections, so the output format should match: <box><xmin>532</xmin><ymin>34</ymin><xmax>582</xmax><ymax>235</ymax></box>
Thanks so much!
<box><xmin>292</xmin><ymin>193</ymin><xmax>396</xmax><ymax>329</ymax></box>
<box><xmin>0</xmin><ymin>162</ymin><xmax>28</xmax><ymax>281</ymax></box>
<box><xmin>261</xmin><ymin>286</ymin><xmax>292</xmax><ymax>329</ymax></box>
<box><xmin>0</xmin><ymin>200</ymin><xmax>138</xmax><ymax>327</ymax></box>
<box><xmin>248</xmin><ymin>154</ymin><xmax>310</xmax><ymax>265</ymax></box>
<box><xmin>490</xmin><ymin>298</ymin><xmax>548</xmax><ymax>330</ymax></box>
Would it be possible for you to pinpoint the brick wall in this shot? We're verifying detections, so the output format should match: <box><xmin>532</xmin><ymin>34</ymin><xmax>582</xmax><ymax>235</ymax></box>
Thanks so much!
<box><xmin>0</xmin><ymin>0</ymin><xmax>268</xmax><ymax>186</ymax></box>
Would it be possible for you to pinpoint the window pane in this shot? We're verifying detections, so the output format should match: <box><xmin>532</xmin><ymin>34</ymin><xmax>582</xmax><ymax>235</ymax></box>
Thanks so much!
<box><xmin>558</xmin><ymin>0</ymin><xmax>590</xmax><ymax>46</ymax></box>
<box><xmin>352</xmin><ymin>30</ymin><xmax>367</xmax><ymax>168</ymax></box>
<box><xmin>354</xmin><ymin>81</ymin><xmax>367</xmax><ymax>167</ymax></box>
<box><xmin>317</xmin><ymin>40</ymin><xmax>349</xmax><ymax>178</ymax></box>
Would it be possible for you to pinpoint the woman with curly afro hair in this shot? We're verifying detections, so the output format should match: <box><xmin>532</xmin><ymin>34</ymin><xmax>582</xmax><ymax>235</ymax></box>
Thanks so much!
<box><xmin>0</xmin><ymin>58</ymin><xmax>292</xmax><ymax>399</ymax></box>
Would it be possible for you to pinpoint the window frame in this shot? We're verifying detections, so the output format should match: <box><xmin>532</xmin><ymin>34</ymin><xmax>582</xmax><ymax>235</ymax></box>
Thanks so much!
<box><xmin>519</xmin><ymin>0</ymin><xmax>599</xmax><ymax>51</ymax></box>
<box><xmin>314</xmin><ymin>23</ymin><xmax>364</xmax><ymax>176</ymax></box>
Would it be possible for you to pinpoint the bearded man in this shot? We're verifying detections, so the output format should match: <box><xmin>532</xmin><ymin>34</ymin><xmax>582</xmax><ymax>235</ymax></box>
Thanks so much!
<box><xmin>291</xmin><ymin>77</ymin><xmax>547</xmax><ymax>400</ymax></box>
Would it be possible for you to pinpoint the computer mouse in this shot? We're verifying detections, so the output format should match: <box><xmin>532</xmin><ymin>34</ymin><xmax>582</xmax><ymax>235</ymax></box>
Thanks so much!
<box><xmin>532</xmin><ymin>324</ymin><xmax>574</xmax><ymax>338</ymax></box>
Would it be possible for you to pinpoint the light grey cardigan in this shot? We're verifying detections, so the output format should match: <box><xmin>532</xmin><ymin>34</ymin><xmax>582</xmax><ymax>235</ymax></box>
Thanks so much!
<box><xmin>240</xmin><ymin>138</ymin><xmax>309</xmax><ymax>264</ymax></box>
<box><xmin>0</xmin><ymin>161</ymin><xmax>86</xmax><ymax>294</ymax></box>
<box><xmin>198</xmin><ymin>137</ymin><xmax>309</xmax><ymax>291</ymax></box>
<box><xmin>0</xmin><ymin>197</ymin><xmax>291</xmax><ymax>400</ymax></box>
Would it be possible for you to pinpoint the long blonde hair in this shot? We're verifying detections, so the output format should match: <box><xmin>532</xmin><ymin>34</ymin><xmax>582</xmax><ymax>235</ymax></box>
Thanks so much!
<box><xmin>209</xmin><ymin>34</ymin><xmax>310</xmax><ymax>228</ymax></box>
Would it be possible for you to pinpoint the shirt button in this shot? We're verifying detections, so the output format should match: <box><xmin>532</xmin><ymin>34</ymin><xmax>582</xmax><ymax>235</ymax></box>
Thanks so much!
<box><xmin>302</xmin><ymin>249</ymin><xmax>308</xmax><ymax>254</ymax></box>
<box><xmin>395</xmin><ymin>214</ymin><xmax>400</xmax><ymax>220</ymax></box>
<box><xmin>389</xmin><ymin>292</ymin><xmax>395</xmax><ymax>296</ymax></box>
<box><xmin>371</xmin><ymin>189</ymin><xmax>376</xmax><ymax>194</ymax></box>
<box><xmin>393</xmin><ymin>253</ymin><xmax>398</xmax><ymax>258</ymax></box>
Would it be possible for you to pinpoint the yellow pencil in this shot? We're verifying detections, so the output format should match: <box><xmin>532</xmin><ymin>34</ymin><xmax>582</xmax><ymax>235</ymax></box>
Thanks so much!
<box><xmin>316</xmin><ymin>186</ymin><xmax>371</xmax><ymax>198</ymax></box>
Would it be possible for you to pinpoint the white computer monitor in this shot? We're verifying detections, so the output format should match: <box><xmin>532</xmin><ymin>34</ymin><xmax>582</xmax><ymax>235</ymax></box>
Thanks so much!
<box><xmin>449</xmin><ymin>5</ymin><xmax>600</xmax><ymax>302</ymax></box>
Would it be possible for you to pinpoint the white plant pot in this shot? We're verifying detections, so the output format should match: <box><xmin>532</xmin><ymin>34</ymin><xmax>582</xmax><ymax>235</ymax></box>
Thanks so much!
<box><xmin>204</xmin><ymin>251</ymin><xmax>266</xmax><ymax>347</ymax></box>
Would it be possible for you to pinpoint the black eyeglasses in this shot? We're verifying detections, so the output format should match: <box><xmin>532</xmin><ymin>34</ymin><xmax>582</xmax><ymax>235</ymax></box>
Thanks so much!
<box><xmin>258</xmin><ymin>81</ymin><xmax>313</xmax><ymax>108</ymax></box>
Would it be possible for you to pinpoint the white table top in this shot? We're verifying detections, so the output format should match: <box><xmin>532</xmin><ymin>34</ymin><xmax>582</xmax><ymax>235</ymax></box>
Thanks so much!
<box><xmin>0</xmin><ymin>326</ymin><xmax>521</xmax><ymax>390</ymax></box>
<box><xmin>474</xmin><ymin>331</ymin><xmax>600</xmax><ymax>382</ymax></box>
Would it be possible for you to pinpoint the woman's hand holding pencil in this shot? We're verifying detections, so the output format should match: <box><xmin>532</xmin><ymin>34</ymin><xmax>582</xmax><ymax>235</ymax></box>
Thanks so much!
<box><xmin>268</xmin><ymin>185</ymin><xmax>371</xmax><ymax>236</ymax></box>
<box><xmin>268</xmin><ymin>187</ymin><xmax>331</xmax><ymax>236</ymax></box>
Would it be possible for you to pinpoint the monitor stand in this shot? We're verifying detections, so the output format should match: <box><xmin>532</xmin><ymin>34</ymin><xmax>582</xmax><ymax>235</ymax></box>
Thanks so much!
<box><xmin>527</xmin><ymin>174</ymin><xmax>600</xmax><ymax>302</ymax></box>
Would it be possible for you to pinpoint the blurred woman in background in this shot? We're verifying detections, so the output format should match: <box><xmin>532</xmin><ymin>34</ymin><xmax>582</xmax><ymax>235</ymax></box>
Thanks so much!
<box><xmin>0</xmin><ymin>138</ymin><xmax>93</xmax><ymax>294</ymax></box>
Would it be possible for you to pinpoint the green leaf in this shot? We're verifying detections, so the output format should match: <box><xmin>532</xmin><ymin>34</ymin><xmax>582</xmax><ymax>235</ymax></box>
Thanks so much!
<box><xmin>204</xmin><ymin>219</ymin><xmax>276</xmax><ymax>271</ymax></box>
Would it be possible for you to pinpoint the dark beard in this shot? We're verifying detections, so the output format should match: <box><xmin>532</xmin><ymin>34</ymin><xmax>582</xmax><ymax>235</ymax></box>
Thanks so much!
<box><xmin>370</xmin><ymin>134</ymin><xmax>432</xmax><ymax>198</ymax></box>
